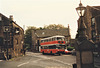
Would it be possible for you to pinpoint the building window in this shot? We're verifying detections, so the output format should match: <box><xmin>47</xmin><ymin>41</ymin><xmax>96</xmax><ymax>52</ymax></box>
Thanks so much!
<box><xmin>93</xmin><ymin>32</ymin><xmax>96</xmax><ymax>38</ymax></box>
<box><xmin>16</xmin><ymin>39</ymin><xmax>18</xmax><ymax>44</ymax></box>
<box><xmin>95</xmin><ymin>44</ymin><xmax>98</xmax><ymax>48</ymax></box>
<box><xmin>99</xmin><ymin>35</ymin><xmax>100</xmax><ymax>41</ymax></box>
<box><xmin>0</xmin><ymin>37</ymin><xmax>3</xmax><ymax>45</ymax></box>
<box><xmin>0</xmin><ymin>27</ymin><xmax>2</xmax><ymax>33</ymax></box>
<box><xmin>92</xmin><ymin>18</ymin><xmax>95</xmax><ymax>25</ymax></box>
<box><xmin>14</xmin><ymin>27</ymin><xmax>20</xmax><ymax>34</ymax></box>
<box><xmin>0</xmin><ymin>16</ymin><xmax>2</xmax><ymax>21</ymax></box>
<box><xmin>3</xmin><ymin>26</ymin><xmax>10</xmax><ymax>32</ymax></box>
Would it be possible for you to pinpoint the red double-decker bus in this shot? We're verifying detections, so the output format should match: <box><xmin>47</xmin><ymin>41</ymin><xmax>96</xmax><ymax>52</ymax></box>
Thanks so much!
<box><xmin>40</xmin><ymin>35</ymin><xmax>66</xmax><ymax>55</ymax></box>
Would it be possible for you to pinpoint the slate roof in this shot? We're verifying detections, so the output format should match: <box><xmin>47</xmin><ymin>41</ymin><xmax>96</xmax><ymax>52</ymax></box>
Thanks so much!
<box><xmin>93</xmin><ymin>6</ymin><xmax>100</xmax><ymax>10</ymax></box>
<box><xmin>0</xmin><ymin>13</ymin><xmax>23</xmax><ymax>30</ymax></box>
<box><xmin>34</xmin><ymin>28</ymin><xmax>70</xmax><ymax>38</ymax></box>
<box><xmin>88</xmin><ymin>6</ymin><xmax>100</xmax><ymax>17</ymax></box>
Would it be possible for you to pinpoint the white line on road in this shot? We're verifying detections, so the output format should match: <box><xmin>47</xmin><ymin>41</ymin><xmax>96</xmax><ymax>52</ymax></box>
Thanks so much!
<box><xmin>17</xmin><ymin>62</ymin><xmax>29</xmax><ymax>67</ymax></box>
<box><xmin>31</xmin><ymin>54</ymin><xmax>72</xmax><ymax>66</ymax></box>
<box><xmin>0</xmin><ymin>60</ymin><xmax>3</xmax><ymax>62</ymax></box>
<box><xmin>51</xmin><ymin>59</ymin><xmax>72</xmax><ymax>66</ymax></box>
<box><xmin>33</xmin><ymin>55</ymin><xmax>50</xmax><ymax>59</ymax></box>
<box><xmin>26</xmin><ymin>52</ymin><xmax>73</xmax><ymax>67</ymax></box>
<box><xmin>33</xmin><ymin>55</ymin><xmax>72</xmax><ymax>66</ymax></box>
<box><xmin>32</xmin><ymin>59</ymin><xmax>42</xmax><ymax>63</ymax></box>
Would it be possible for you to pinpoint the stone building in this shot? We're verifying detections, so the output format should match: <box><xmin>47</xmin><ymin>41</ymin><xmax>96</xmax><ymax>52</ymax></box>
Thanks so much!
<box><xmin>79</xmin><ymin>6</ymin><xmax>100</xmax><ymax>55</ymax></box>
<box><xmin>0</xmin><ymin>13</ymin><xmax>24</xmax><ymax>59</ymax></box>
<box><xmin>31</xmin><ymin>25</ymin><xmax>71</xmax><ymax>52</ymax></box>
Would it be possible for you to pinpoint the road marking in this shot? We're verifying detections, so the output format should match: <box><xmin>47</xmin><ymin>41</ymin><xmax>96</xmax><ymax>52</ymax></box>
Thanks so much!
<box><xmin>17</xmin><ymin>62</ymin><xmax>29</xmax><ymax>67</ymax></box>
<box><xmin>51</xmin><ymin>59</ymin><xmax>72</xmax><ymax>66</ymax></box>
<box><xmin>33</xmin><ymin>55</ymin><xmax>50</xmax><ymax>59</ymax></box>
<box><xmin>33</xmin><ymin>55</ymin><xmax>72</xmax><ymax>66</ymax></box>
<box><xmin>26</xmin><ymin>52</ymin><xmax>73</xmax><ymax>67</ymax></box>
<box><xmin>0</xmin><ymin>60</ymin><xmax>3</xmax><ymax>62</ymax></box>
<box><xmin>32</xmin><ymin>59</ymin><xmax>42</xmax><ymax>63</ymax></box>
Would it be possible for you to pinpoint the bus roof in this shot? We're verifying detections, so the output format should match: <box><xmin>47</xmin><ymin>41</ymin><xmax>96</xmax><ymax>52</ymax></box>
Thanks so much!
<box><xmin>41</xmin><ymin>35</ymin><xmax>65</xmax><ymax>40</ymax></box>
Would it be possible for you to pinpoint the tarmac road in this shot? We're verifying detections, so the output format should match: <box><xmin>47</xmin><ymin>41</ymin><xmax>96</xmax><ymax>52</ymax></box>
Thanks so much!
<box><xmin>0</xmin><ymin>52</ymin><xmax>76</xmax><ymax>68</ymax></box>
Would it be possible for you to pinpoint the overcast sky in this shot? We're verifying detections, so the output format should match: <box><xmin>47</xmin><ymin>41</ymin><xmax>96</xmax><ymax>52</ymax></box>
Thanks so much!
<box><xmin>0</xmin><ymin>0</ymin><xmax>100</xmax><ymax>38</ymax></box>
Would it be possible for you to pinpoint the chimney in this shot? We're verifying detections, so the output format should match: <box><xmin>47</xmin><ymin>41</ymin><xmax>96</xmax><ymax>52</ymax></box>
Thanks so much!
<box><xmin>9</xmin><ymin>15</ymin><xmax>13</xmax><ymax>21</ymax></box>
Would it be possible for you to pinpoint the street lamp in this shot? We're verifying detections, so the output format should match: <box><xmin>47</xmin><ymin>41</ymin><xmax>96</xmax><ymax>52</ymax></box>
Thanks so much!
<box><xmin>76</xmin><ymin>1</ymin><xmax>86</xmax><ymax>17</ymax></box>
<box><xmin>76</xmin><ymin>1</ymin><xmax>87</xmax><ymax>41</ymax></box>
<box><xmin>74</xmin><ymin>1</ymin><xmax>95</xmax><ymax>68</ymax></box>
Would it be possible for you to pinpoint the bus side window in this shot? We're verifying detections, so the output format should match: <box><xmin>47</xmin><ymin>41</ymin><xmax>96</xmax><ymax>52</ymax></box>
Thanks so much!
<box><xmin>44</xmin><ymin>46</ymin><xmax>47</xmax><ymax>49</ymax></box>
<box><xmin>44</xmin><ymin>40</ymin><xmax>46</xmax><ymax>42</ymax></box>
<box><xmin>49</xmin><ymin>46</ymin><xmax>52</xmax><ymax>49</ymax></box>
<box><xmin>42</xmin><ymin>46</ymin><xmax>44</xmax><ymax>49</ymax></box>
<box><xmin>41</xmin><ymin>40</ymin><xmax>44</xmax><ymax>43</ymax></box>
<box><xmin>47</xmin><ymin>39</ymin><xmax>48</xmax><ymax>42</ymax></box>
<box><xmin>62</xmin><ymin>38</ymin><xmax>65</xmax><ymax>41</ymax></box>
<box><xmin>55</xmin><ymin>37</ymin><xmax>57</xmax><ymax>41</ymax></box>
<box><xmin>57</xmin><ymin>37</ymin><xmax>62</xmax><ymax>41</ymax></box>
<box><xmin>48</xmin><ymin>39</ymin><xmax>51</xmax><ymax>42</ymax></box>
<box><xmin>52</xmin><ymin>38</ymin><xmax>55</xmax><ymax>41</ymax></box>
<box><xmin>53</xmin><ymin>45</ymin><xmax>56</xmax><ymax>49</ymax></box>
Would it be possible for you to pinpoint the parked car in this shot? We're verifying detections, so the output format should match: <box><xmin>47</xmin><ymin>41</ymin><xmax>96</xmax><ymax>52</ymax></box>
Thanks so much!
<box><xmin>64</xmin><ymin>49</ymin><xmax>71</xmax><ymax>54</ymax></box>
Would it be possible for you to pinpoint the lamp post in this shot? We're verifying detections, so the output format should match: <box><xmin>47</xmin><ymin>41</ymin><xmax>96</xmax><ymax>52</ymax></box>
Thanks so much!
<box><xmin>76</xmin><ymin>1</ymin><xmax>87</xmax><ymax>41</ymax></box>
<box><xmin>74</xmin><ymin>1</ymin><xmax>94</xmax><ymax>68</ymax></box>
<box><xmin>76</xmin><ymin>1</ymin><xmax>85</xmax><ymax>17</ymax></box>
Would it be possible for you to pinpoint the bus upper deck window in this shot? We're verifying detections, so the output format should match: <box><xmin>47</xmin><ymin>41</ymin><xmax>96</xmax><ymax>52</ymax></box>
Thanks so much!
<box><xmin>54</xmin><ymin>37</ymin><xmax>57</xmax><ymax>41</ymax></box>
<box><xmin>62</xmin><ymin>38</ymin><xmax>65</xmax><ymax>41</ymax></box>
<box><xmin>52</xmin><ymin>38</ymin><xmax>54</xmax><ymax>41</ymax></box>
<box><xmin>41</xmin><ymin>40</ymin><xmax>43</xmax><ymax>43</ymax></box>
<box><xmin>57</xmin><ymin>37</ymin><xmax>62</xmax><ymax>41</ymax></box>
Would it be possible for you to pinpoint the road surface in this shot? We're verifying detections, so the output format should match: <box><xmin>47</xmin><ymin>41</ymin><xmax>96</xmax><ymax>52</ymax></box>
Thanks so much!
<box><xmin>0</xmin><ymin>52</ymin><xmax>76</xmax><ymax>68</ymax></box>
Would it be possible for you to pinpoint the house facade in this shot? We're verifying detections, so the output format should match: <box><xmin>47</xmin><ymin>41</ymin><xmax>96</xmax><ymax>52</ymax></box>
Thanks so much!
<box><xmin>31</xmin><ymin>25</ymin><xmax>71</xmax><ymax>52</ymax></box>
<box><xmin>0</xmin><ymin>13</ymin><xmax>24</xmax><ymax>59</ymax></box>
